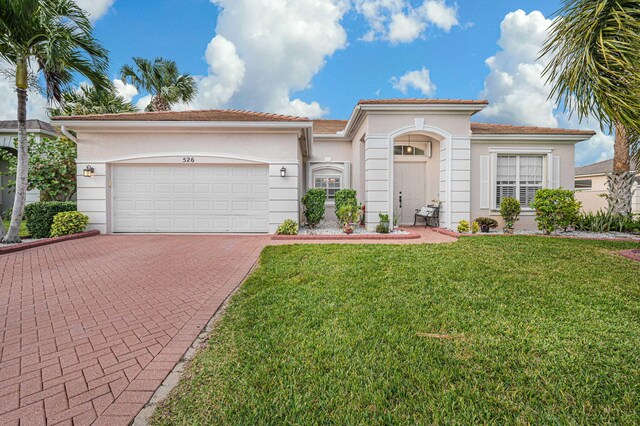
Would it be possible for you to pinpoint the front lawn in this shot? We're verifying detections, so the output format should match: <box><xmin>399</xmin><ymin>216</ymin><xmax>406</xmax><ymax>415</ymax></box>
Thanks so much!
<box><xmin>152</xmin><ymin>237</ymin><xmax>640</xmax><ymax>425</ymax></box>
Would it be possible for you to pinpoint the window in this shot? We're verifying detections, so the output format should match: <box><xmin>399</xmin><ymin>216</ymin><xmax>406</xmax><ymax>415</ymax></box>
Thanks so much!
<box><xmin>394</xmin><ymin>145</ymin><xmax>425</xmax><ymax>156</ymax></box>
<box><xmin>314</xmin><ymin>175</ymin><xmax>341</xmax><ymax>199</ymax></box>
<box><xmin>575</xmin><ymin>179</ymin><xmax>592</xmax><ymax>190</ymax></box>
<box><xmin>496</xmin><ymin>155</ymin><xmax>544</xmax><ymax>208</ymax></box>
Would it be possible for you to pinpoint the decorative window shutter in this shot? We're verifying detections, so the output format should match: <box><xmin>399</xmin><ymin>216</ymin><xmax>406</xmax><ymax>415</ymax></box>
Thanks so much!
<box><xmin>480</xmin><ymin>155</ymin><xmax>490</xmax><ymax>209</ymax></box>
<box><xmin>552</xmin><ymin>156</ymin><xmax>561</xmax><ymax>188</ymax></box>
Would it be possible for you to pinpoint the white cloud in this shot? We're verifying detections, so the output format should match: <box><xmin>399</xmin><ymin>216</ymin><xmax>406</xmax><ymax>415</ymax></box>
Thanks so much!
<box><xmin>390</xmin><ymin>67</ymin><xmax>436</xmax><ymax>96</ymax></box>
<box><xmin>355</xmin><ymin>0</ymin><xmax>458</xmax><ymax>43</ymax></box>
<box><xmin>113</xmin><ymin>79</ymin><xmax>138</xmax><ymax>103</ymax></box>
<box><xmin>477</xmin><ymin>9</ymin><xmax>614</xmax><ymax>166</ymax></box>
<box><xmin>76</xmin><ymin>0</ymin><xmax>115</xmax><ymax>21</ymax></box>
<box><xmin>0</xmin><ymin>61</ymin><xmax>50</xmax><ymax>122</ymax></box>
<box><xmin>135</xmin><ymin>94</ymin><xmax>152</xmax><ymax>111</ymax></box>
<box><xmin>184</xmin><ymin>0</ymin><xmax>348</xmax><ymax>118</ymax></box>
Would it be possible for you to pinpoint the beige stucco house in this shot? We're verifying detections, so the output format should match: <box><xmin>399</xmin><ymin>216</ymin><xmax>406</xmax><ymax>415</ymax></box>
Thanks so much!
<box><xmin>52</xmin><ymin>99</ymin><xmax>595</xmax><ymax>234</ymax></box>
<box><xmin>0</xmin><ymin>119</ymin><xmax>57</xmax><ymax>213</ymax></box>
<box><xmin>574</xmin><ymin>159</ymin><xmax>639</xmax><ymax>214</ymax></box>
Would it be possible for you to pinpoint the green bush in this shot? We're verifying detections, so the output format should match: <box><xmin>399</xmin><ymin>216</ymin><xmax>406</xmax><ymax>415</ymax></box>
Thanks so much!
<box><xmin>474</xmin><ymin>217</ymin><xmax>499</xmax><ymax>230</ymax></box>
<box><xmin>575</xmin><ymin>211</ymin><xmax>640</xmax><ymax>233</ymax></box>
<box><xmin>531</xmin><ymin>188</ymin><xmax>582</xmax><ymax>234</ymax></box>
<box><xmin>301</xmin><ymin>189</ymin><xmax>326</xmax><ymax>228</ymax></box>
<box><xmin>471</xmin><ymin>221</ymin><xmax>480</xmax><ymax>234</ymax></box>
<box><xmin>2</xmin><ymin>208</ymin><xmax>13</xmax><ymax>221</ymax></box>
<box><xmin>337</xmin><ymin>204</ymin><xmax>360</xmax><ymax>225</ymax></box>
<box><xmin>375</xmin><ymin>224</ymin><xmax>389</xmax><ymax>234</ymax></box>
<box><xmin>499</xmin><ymin>197</ymin><xmax>521</xmax><ymax>230</ymax></box>
<box><xmin>334</xmin><ymin>189</ymin><xmax>358</xmax><ymax>218</ymax></box>
<box><xmin>457</xmin><ymin>220</ymin><xmax>470</xmax><ymax>233</ymax></box>
<box><xmin>275</xmin><ymin>219</ymin><xmax>299</xmax><ymax>235</ymax></box>
<box><xmin>24</xmin><ymin>201</ymin><xmax>77</xmax><ymax>238</ymax></box>
<box><xmin>50</xmin><ymin>211</ymin><xmax>89</xmax><ymax>237</ymax></box>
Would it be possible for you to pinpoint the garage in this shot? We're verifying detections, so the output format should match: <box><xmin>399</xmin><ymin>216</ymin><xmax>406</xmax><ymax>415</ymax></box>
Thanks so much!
<box><xmin>112</xmin><ymin>164</ymin><xmax>269</xmax><ymax>233</ymax></box>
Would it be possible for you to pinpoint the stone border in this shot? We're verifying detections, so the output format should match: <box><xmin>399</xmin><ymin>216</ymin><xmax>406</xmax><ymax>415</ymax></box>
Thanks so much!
<box><xmin>272</xmin><ymin>231</ymin><xmax>421</xmax><ymax>241</ymax></box>
<box><xmin>432</xmin><ymin>227</ymin><xmax>640</xmax><ymax>242</ymax></box>
<box><xmin>619</xmin><ymin>249</ymin><xmax>640</xmax><ymax>262</ymax></box>
<box><xmin>0</xmin><ymin>230</ymin><xmax>100</xmax><ymax>255</ymax></box>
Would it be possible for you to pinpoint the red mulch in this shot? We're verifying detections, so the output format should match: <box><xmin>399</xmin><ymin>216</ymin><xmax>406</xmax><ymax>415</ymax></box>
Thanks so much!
<box><xmin>619</xmin><ymin>249</ymin><xmax>640</xmax><ymax>263</ymax></box>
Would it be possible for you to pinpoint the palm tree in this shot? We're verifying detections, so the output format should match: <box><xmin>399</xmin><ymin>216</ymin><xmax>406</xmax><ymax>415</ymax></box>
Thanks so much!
<box><xmin>120</xmin><ymin>57</ymin><xmax>197</xmax><ymax>112</ymax></box>
<box><xmin>541</xmin><ymin>0</ymin><xmax>640</xmax><ymax>216</ymax></box>
<box><xmin>50</xmin><ymin>85</ymin><xmax>137</xmax><ymax>117</ymax></box>
<box><xmin>0</xmin><ymin>0</ymin><xmax>110</xmax><ymax>243</ymax></box>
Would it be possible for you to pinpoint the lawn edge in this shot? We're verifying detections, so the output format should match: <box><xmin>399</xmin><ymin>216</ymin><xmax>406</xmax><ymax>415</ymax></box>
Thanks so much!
<box><xmin>272</xmin><ymin>231</ymin><xmax>421</xmax><ymax>240</ymax></box>
<box><xmin>0</xmin><ymin>230</ymin><xmax>101</xmax><ymax>255</ymax></box>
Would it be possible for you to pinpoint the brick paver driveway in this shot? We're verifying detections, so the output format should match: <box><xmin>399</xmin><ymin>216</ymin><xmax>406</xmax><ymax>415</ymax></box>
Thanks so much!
<box><xmin>0</xmin><ymin>235</ymin><xmax>268</xmax><ymax>425</ymax></box>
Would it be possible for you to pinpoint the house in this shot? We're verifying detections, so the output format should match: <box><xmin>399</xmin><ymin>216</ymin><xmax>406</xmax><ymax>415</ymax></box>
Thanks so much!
<box><xmin>575</xmin><ymin>159</ymin><xmax>639</xmax><ymax>214</ymax></box>
<box><xmin>51</xmin><ymin>99</ymin><xmax>595</xmax><ymax>234</ymax></box>
<box><xmin>0</xmin><ymin>119</ymin><xmax>58</xmax><ymax>214</ymax></box>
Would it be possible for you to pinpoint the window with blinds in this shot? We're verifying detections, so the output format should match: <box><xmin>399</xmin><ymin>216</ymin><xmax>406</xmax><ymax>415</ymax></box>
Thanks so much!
<box><xmin>496</xmin><ymin>155</ymin><xmax>544</xmax><ymax>208</ymax></box>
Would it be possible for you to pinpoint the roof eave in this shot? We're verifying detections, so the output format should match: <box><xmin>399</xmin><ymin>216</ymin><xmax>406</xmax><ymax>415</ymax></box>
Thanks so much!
<box><xmin>471</xmin><ymin>133</ymin><xmax>594</xmax><ymax>142</ymax></box>
<box><xmin>51</xmin><ymin>120</ymin><xmax>313</xmax><ymax>132</ymax></box>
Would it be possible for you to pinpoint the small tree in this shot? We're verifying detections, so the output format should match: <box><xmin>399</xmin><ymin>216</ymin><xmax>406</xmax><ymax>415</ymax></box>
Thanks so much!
<box><xmin>334</xmin><ymin>189</ymin><xmax>357</xmax><ymax>218</ymax></box>
<box><xmin>0</xmin><ymin>136</ymin><xmax>77</xmax><ymax>202</ymax></box>
<box><xmin>499</xmin><ymin>197</ymin><xmax>521</xmax><ymax>231</ymax></box>
<box><xmin>301</xmin><ymin>189</ymin><xmax>326</xmax><ymax>228</ymax></box>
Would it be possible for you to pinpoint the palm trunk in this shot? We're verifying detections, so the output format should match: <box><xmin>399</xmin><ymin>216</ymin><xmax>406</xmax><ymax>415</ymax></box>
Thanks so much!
<box><xmin>606</xmin><ymin>122</ymin><xmax>634</xmax><ymax>216</ymax></box>
<box><xmin>150</xmin><ymin>95</ymin><xmax>170</xmax><ymax>112</ymax></box>
<box><xmin>3</xmin><ymin>57</ymin><xmax>29</xmax><ymax>243</ymax></box>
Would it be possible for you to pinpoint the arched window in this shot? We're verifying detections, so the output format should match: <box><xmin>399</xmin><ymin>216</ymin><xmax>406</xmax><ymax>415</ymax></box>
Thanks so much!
<box><xmin>308</xmin><ymin>162</ymin><xmax>350</xmax><ymax>202</ymax></box>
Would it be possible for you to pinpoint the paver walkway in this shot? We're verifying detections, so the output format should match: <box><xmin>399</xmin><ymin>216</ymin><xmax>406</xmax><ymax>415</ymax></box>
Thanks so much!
<box><xmin>0</xmin><ymin>235</ymin><xmax>268</xmax><ymax>425</ymax></box>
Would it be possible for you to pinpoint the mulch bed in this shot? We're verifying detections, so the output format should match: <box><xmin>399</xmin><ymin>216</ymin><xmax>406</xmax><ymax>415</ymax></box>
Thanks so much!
<box><xmin>0</xmin><ymin>230</ymin><xmax>100</xmax><ymax>255</ymax></box>
<box><xmin>619</xmin><ymin>249</ymin><xmax>640</xmax><ymax>263</ymax></box>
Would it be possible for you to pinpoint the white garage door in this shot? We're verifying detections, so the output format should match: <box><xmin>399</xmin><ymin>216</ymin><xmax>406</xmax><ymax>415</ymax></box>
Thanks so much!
<box><xmin>112</xmin><ymin>165</ymin><xmax>269</xmax><ymax>233</ymax></box>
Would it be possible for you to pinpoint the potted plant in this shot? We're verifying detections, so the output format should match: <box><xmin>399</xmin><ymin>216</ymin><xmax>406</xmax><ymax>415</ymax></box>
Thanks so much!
<box><xmin>500</xmin><ymin>197</ymin><xmax>521</xmax><ymax>234</ymax></box>
<box><xmin>377</xmin><ymin>213</ymin><xmax>390</xmax><ymax>233</ymax></box>
<box><xmin>337</xmin><ymin>204</ymin><xmax>361</xmax><ymax>234</ymax></box>
<box><xmin>474</xmin><ymin>217</ymin><xmax>499</xmax><ymax>233</ymax></box>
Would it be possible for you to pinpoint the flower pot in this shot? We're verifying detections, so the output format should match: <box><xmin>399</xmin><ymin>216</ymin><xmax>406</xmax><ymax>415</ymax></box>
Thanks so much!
<box><xmin>345</xmin><ymin>228</ymin><xmax>354</xmax><ymax>235</ymax></box>
<box><xmin>481</xmin><ymin>225</ymin><xmax>490</xmax><ymax>233</ymax></box>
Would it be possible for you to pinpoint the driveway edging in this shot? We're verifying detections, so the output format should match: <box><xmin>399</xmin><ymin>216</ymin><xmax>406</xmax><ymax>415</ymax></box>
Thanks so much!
<box><xmin>0</xmin><ymin>230</ymin><xmax>100</xmax><ymax>255</ymax></box>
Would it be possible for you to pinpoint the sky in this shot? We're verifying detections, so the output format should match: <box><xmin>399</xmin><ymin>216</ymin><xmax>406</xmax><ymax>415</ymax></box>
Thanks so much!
<box><xmin>0</xmin><ymin>0</ymin><xmax>616</xmax><ymax>166</ymax></box>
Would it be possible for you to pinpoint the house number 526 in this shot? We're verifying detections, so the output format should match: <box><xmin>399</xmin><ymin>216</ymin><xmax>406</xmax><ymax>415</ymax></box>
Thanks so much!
<box><xmin>182</xmin><ymin>157</ymin><xmax>195</xmax><ymax>163</ymax></box>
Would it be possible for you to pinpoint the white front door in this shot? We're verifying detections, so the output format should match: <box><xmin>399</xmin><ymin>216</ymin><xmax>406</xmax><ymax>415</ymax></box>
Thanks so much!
<box><xmin>393</xmin><ymin>162</ymin><xmax>426</xmax><ymax>225</ymax></box>
<box><xmin>112</xmin><ymin>164</ymin><xmax>269</xmax><ymax>233</ymax></box>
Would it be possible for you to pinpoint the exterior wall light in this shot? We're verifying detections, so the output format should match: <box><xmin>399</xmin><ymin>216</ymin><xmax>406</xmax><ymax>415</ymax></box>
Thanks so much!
<box><xmin>83</xmin><ymin>165</ymin><xmax>95</xmax><ymax>177</ymax></box>
<box><xmin>280</xmin><ymin>166</ymin><xmax>287</xmax><ymax>177</ymax></box>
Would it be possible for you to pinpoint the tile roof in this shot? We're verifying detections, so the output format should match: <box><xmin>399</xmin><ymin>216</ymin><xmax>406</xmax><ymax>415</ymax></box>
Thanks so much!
<box><xmin>470</xmin><ymin>122</ymin><xmax>596</xmax><ymax>136</ymax></box>
<box><xmin>0</xmin><ymin>119</ymin><xmax>57</xmax><ymax>134</ymax></box>
<box><xmin>313</xmin><ymin>119</ymin><xmax>349</xmax><ymax>134</ymax></box>
<box><xmin>358</xmin><ymin>98</ymin><xmax>488</xmax><ymax>106</ymax></box>
<box><xmin>575</xmin><ymin>159</ymin><xmax>638</xmax><ymax>176</ymax></box>
<box><xmin>52</xmin><ymin>109</ymin><xmax>311</xmax><ymax>122</ymax></box>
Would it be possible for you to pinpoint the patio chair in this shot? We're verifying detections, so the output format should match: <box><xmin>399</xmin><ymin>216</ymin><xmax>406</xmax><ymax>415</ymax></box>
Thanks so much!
<box><xmin>414</xmin><ymin>205</ymin><xmax>440</xmax><ymax>228</ymax></box>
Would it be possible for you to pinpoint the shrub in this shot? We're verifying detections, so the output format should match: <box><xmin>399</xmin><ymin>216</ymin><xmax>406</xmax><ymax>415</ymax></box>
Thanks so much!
<box><xmin>276</xmin><ymin>219</ymin><xmax>299</xmax><ymax>235</ymax></box>
<box><xmin>575</xmin><ymin>211</ymin><xmax>640</xmax><ymax>233</ymax></box>
<box><xmin>376</xmin><ymin>224</ymin><xmax>389</xmax><ymax>234</ymax></box>
<box><xmin>337</xmin><ymin>204</ymin><xmax>360</xmax><ymax>225</ymax></box>
<box><xmin>2</xmin><ymin>208</ymin><xmax>13</xmax><ymax>221</ymax></box>
<box><xmin>24</xmin><ymin>201</ymin><xmax>77</xmax><ymax>238</ymax></box>
<box><xmin>475</xmin><ymin>217</ymin><xmax>499</xmax><ymax>231</ymax></box>
<box><xmin>457</xmin><ymin>220</ymin><xmax>470</xmax><ymax>233</ymax></box>
<box><xmin>301</xmin><ymin>189</ymin><xmax>326</xmax><ymax>228</ymax></box>
<box><xmin>50</xmin><ymin>211</ymin><xmax>89</xmax><ymax>237</ymax></box>
<box><xmin>378</xmin><ymin>213</ymin><xmax>390</xmax><ymax>224</ymax></box>
<box><xmin>471</xmin><ymin>221</ymin><xmax>480</xmax><ymax>234</ymax></box>
<box><xmin>334</xmin><ymin>189</ymin><xmax>357</xmax><ymax>218</ymax></box>
<box><xmin>499</xmin><ymin>197</ymin><xmax>521</xmax><ymax>230</ymax></box>
<box><xmin>530</xmin><ymin>188</ymin><xmax>581</xmax><ymax>235</ymax></box>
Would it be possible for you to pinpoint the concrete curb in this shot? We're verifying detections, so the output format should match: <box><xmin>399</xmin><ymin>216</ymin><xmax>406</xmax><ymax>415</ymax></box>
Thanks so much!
<box><xmin>0</xmin><ymin>230</ymin><xmax>101</xmax><ymax>255</ymax></box>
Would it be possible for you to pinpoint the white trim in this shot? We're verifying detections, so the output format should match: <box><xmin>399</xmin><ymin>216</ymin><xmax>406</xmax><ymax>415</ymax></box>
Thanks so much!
<box><xmin>61</xmin><ymin>126</ymin><xmax>77</xmax><ymax>143</ymax></box>
<box><xmin>52</xmin><ymin>120</ymin><xmax>313</xmax><ymax>130</ymax></box>
<box><xmin>79</xmin><ymin>152</ymin><xmax>299</xmax><ymax>165</ymax></box>
<box><xmin>472</xmin><ymin>134</ymin><xmax>591</xmax><ymax>142</ymax></box>
<box><xmin>489</xmin><ymin>147</ymin><xmax>553</xmax><ymax>154</ymax></box>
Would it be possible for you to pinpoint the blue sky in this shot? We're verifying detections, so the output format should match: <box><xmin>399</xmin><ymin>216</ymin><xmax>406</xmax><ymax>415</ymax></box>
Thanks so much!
<box><xmin>0</xmin><ymin>0</ymin><xmax>613</xmax><ymax>165</ymax></box>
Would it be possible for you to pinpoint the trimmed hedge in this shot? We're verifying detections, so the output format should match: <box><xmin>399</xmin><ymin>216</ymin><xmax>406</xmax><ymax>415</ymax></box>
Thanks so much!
<box><xmin>301</xmin><ymin>189</ymin><xmax>326</xmax><ymax>228</ymax></box>
<box><xmin>24</xmin><ymin>201</ymin><xmax>77</xmax><ymax>239</ymax></box>
<box><xmin>50</xmin><ymin>211</ymin><xmax>89</xmax><ymax>237</ymax></box>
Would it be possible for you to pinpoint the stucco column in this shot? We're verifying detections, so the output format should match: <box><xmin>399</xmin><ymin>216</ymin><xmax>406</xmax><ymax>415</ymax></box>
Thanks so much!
<box><xmin>447</xmin><ymin>136</ymin><xmax>472</xmax><ymax>229</ymax></box>
<box><xmin>364</xmin><ymin>134</ymin><xmax>390</xmax><ymax>230</ymax></box>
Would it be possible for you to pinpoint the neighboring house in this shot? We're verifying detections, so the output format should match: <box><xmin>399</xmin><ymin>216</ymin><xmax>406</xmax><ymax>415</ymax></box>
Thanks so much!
<box><xmin>0</xmin><ymin>119</ymin><xmax>57</xmax><ymax>214</ymax></box>
<box><xmin>52</xmin><ymin>99</ymin><xmax>595</xmax><ymax>234</ymax></box>
<box><xmin>574</xmin><ymin>159</ymin><xmax>639</xmax><ymax>214</ymax></box>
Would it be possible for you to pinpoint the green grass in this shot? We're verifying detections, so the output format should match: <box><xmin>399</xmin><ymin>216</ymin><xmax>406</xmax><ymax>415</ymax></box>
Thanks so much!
<box><xmin>152</xmin><ymin>237</ymin><xmax>640</xmax><ymax>425</ymax></box>
<box><xmin>2</xmin><ymin>219</ymin><xmax>29</xmax><ymax>238</ymax></box>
